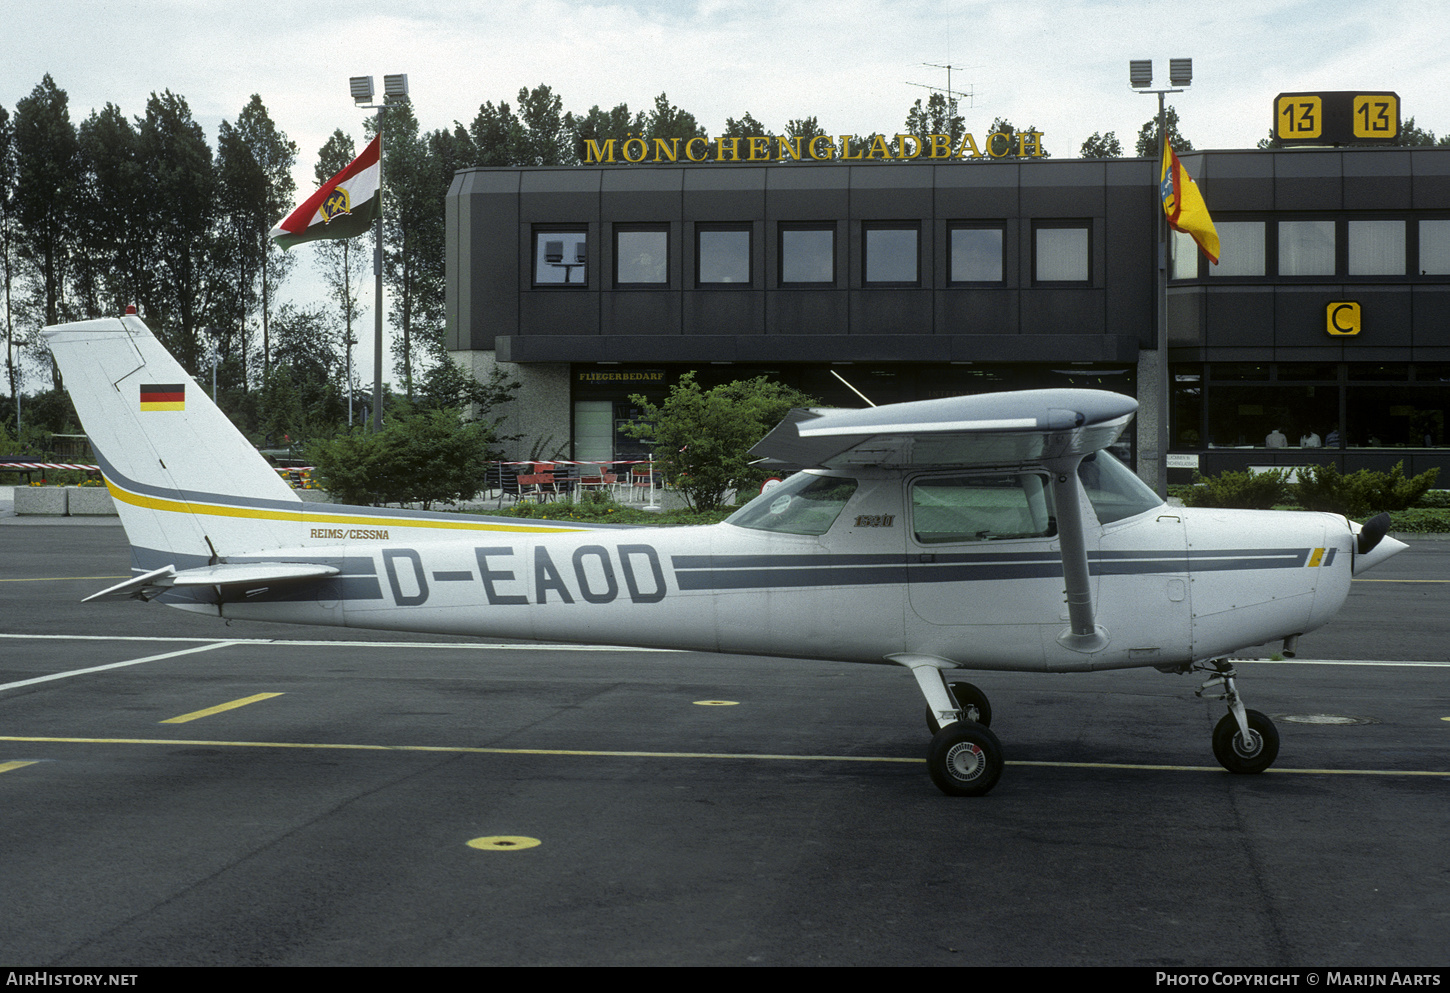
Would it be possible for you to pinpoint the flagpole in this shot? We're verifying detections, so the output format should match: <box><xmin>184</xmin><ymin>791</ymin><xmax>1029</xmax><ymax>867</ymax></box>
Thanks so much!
<box><xmin>373</xmin><ymin>107</ymin><xmax>384</xmax><ymax>433</ymax></box>
<box><xmin>1156</xmin><ymin>88</ymin><xmax>1170</xmax><ymax>499</ymax></box>
<box><xmin>1132</xmin><ymin>59</ymin><xmax>1188</xmax><ymax>499</ymax></box>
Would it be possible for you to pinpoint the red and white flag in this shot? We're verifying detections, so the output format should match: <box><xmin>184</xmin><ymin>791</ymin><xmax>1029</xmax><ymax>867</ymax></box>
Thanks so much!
<box><xmin>269</xmin><ymin>136</ymin><xmax>380</xmax><ymax>250</ymax></box>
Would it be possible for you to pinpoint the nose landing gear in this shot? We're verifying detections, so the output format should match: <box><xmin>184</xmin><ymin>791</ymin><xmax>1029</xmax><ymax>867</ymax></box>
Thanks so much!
<box><xmin>1196</xmin><ymin>660</ymin><xmax>1280</xmax><ymax>774</ymax></box>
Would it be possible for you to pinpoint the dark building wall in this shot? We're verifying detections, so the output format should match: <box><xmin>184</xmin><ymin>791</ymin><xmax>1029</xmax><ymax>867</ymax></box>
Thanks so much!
<box><xmin>1166</xmin><ymin>147</ymin><xmax>1450</xmax><ymax>365</ymax></box>
<box><xmin>446</xmin><ymin>159</ymin><xmax>1156</xmax><ymax>365</ymax></box>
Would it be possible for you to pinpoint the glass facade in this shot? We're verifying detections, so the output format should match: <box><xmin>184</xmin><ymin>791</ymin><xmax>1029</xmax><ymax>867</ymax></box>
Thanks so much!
<box><xmin>1172</xmin><ymin>363</ymin><xmax>1450</xmax><ymax>452</ymax></box>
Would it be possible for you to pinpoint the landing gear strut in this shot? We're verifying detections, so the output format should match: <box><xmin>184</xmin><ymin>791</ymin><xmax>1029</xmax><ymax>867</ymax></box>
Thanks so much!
<box><xmin>1196</xmin><ymin>659</ymin><xmax>1280</xmax><ymax>774</ymax></box>
<box><xmin>895</xmin><ymin>657</ymin><xmax>1004</xmax><ymax>796</ymax></box>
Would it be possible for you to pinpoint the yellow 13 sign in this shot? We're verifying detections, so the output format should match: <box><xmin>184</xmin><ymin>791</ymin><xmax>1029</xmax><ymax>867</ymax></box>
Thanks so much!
<box><xmin>1274</xmin><ymin>92</ymin><xmax>1399</xmax><ymax>145</ymax></box>
<box><xmin>1353</xmin><ymin>94</ymin><xmax>1398</xmax><ymax>139</ymax></box>
<box><xmin>1277</xmin><ymin>95</ymin><xmax>1322</xmax><ymax>139</ymax></box>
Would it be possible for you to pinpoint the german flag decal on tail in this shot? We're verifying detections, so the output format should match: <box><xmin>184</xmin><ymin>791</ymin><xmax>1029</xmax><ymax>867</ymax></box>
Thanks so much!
<box><xmin>140</xmin><ymin>383</ymin><xmax>184</xmax><ymax>411</ymax></box>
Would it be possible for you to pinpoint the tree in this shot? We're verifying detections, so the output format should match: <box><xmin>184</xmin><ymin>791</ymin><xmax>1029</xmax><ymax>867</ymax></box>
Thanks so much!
<box><xmin>905</xmin><ymin>92</ymin><xmax>965</xmax><ymax>145</ymax></box>
<box><xmin>468</xmin><ymin>98</ymin><xmax>526</xmax><ymax>165</ymax></box>
<box><xmin>76</xmin><ymin>104</ymin><xmax>145</xmax><ymax>319</ymax></box>
<box><xmin>515</xmin><ymin>84</ymin><xmax>574</xmax><ymax>166</ymax></box>
<box><xmin>307</xmin><ymin>405</ymin><xmax>500</xmax><ymax>509</ymax></box>
<box><xmin>1136</xmin><ymin>105</ymin><xmax>1192</xmax><ymax>157</ymax></box>
<box><xmin>623</xmin><ymin>372</ymin><xmax>817</xmax><ymax>511</ymax></box>
<box><xmin>216</xmin><ymin>95</ymin><xmax>297</xmax><ymax>382</ymax></box>
<box><xmin>0</xmin><ymin>104</ymin><xmax>18</xmax><ymax>407</ymax></box>
<box><xmin>13</xmin><ymin>74</ymin><xmax>79</xmax><ymax>382</ymax></box>
<box><xmin>1079</xmin><ymin>131</ymin><xmax>1123</xmax><ymax>158</ymax></box>
<box><xmin>571</xmin><ymin>102</ymin><xmax>642</xmax><ymax>163</ymax></box>
<box><xmin>135</xmin><ymin>90</ymin><xmax>218</xmax><ymax>373</ymax></box>
<box><xmin>983</xmin><ymin>117</ymin><xmax>1049</xmax><ymax>159</ymax></box>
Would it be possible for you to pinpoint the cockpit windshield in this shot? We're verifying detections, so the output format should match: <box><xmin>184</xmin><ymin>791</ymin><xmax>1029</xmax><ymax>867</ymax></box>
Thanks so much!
<box><xmin>726</xmin><ymin>472</ymin><xmax>859</xmax><ymax>536</ymax></box>
<box><xmin>1078</xmin><ymin>450</ymin><xmax>1163</xmax><ymax>524</ymax></box>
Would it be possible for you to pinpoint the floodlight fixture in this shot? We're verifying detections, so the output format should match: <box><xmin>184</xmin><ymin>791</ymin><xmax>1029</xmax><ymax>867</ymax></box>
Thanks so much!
<box><xmin>383</xmin><ymin>74</ymin><xmax>410</xmax><ymax>100</ymax></box>
<box><xmin>1169</xmin><ymin>58</ymin><xmax>1193</xmax><ymax>87</ymax></box>
<box><xmin>349</xmin><ymin>76</ymin><xmax>374</xmax><ymax>104</ymax></box>
<box><xmin>1129</xmin><ymin>60</ymin><xmax>1153</xmax><ymax>88</ymax></box>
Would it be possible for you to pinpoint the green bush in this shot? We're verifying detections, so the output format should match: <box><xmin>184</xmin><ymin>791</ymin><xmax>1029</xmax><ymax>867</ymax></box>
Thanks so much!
<box><xmin>1293</xmin><ymin>462</ymin><xmax>1439</xmax><ymax>518</ymax></box>
<box><xmin>1181</xmin><ymin>469</ymin><xmax>1289</xmax><ymax>509</ymax></box>
<box><xmin>307</xmin><ymin>407</ymin><xmax>498</xmax><ymax>509</ymax></box>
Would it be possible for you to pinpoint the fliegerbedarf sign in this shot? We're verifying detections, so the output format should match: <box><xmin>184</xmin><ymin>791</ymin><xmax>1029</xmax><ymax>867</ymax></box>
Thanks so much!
<box><xmin>583</xmin><ymin>131</ymin><xmax>1046</xmax><ymax>164</ymax></box>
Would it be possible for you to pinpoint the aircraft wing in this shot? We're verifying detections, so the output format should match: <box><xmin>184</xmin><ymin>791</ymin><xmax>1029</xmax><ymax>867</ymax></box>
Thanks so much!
<box><xmin>750</xmin><ymin>389</ymin><xmax>1137</xmax><ymax>469</ymax></box>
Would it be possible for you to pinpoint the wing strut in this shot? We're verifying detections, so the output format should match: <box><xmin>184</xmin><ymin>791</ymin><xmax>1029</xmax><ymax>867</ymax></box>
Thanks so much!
<box><xmin>1047</xmin><ymin>456</ymin><xmax>1108</xmax><ymax>654</ymax></box>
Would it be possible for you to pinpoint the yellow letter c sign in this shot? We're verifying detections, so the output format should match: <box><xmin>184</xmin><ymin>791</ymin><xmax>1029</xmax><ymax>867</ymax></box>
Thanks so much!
<box><xmin>1327</xmin><ymin>301</ymin><xmax>1361</xmax><ymax>336</ymax></box>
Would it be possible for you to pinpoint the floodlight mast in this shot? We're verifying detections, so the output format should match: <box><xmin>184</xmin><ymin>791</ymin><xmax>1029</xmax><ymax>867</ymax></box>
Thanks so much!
<box><xmin>349</xmin><ymin>73</ymin><xmax>409</xmax><ymax>431</ymax></box>
<box><xmin>1130</xmin><ymin>58</ymin><xmax>1191</xmax><ymax>498</ymax></box>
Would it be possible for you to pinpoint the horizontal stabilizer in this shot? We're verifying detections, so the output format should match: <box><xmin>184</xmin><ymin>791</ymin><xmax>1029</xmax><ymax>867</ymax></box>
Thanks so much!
<box><xmin>84</xmin><ymin>562</ymin><xmax>340</xmax><ymax>602</ymax></box>
<box><xmin>751</xmin><ymin>389</ymin><xmax>1137</xmax><ymax>468</ymax></box>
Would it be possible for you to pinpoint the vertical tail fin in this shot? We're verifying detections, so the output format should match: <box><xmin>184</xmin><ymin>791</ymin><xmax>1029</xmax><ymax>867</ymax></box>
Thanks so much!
<box><xmin>44</xmin><ymin>315</ymin><xmax>302</xmax><ymax>562</ymax></box>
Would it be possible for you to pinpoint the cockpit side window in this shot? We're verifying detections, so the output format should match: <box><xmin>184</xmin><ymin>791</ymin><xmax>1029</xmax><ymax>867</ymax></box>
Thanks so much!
<box><xmin>910</xmin><ymin>473</ymin><xmax>1056</xmax><ymax>544</ymax></box>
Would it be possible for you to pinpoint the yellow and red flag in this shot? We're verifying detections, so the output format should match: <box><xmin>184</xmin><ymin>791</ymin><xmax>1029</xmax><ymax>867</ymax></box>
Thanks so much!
<box><xmin>1160</xmin><ymin>144</ymin><xmax>1219</xmax><ymax>265</ymax></box>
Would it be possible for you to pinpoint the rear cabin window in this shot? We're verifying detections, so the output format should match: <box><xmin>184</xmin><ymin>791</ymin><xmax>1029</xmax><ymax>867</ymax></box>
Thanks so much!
<box><xmin>727</xmin><ymin>473</ymin><xmax>859</xmax><ymax>536</ymax></box>
<box><xmin>911</xmin><ymin>473</ymin><xmax>1056</xmax><ymax>544</ymax></box>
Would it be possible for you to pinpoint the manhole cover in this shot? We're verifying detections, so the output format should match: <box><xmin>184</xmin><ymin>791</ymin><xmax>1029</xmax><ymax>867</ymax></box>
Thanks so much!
<box><xmin>1277</xmin><ymin>714</ymin><xmax>1379</xmax><ymax>726</ymax></box>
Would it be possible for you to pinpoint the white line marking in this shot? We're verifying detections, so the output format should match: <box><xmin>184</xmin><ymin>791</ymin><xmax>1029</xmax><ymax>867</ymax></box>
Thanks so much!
<box><xmin>1234</xmin><ymin>658</ymin><xmax>1450</xmax><ymax>668</ymax></box>
<box><xmin>0</xmin><ymin>641</ymin><xmax>242</xmax><ymax>691</ymax></box>
<box><xmin>0</xmin><ymin>632</ymin><xmax>681</xmax><ymax>653</ymax></box>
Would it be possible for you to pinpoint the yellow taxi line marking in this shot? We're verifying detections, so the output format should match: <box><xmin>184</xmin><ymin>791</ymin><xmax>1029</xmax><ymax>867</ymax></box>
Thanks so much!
<box><xmin>0</xmin><ymin>760</ymin><xmax>40</xmax><ymax>774</ymax></box>
<box><xmin>160</xmin><ymin>693</ymin><xmax>284</xmax><ymax>724</ymax></box>
<box><xmin>1</xmin><ymin>736</ymin><xmax>1445</xmax><ymax>779</ymax></box>
<box><xmin>1353</xmin><ymin>578</ymin><xmax>1450</xmax><ymax>583</ymax></box>
<box><xmin>0</xmin><ymin>642</ymin><xmax>241</xmax><ymax>692</ymax></box>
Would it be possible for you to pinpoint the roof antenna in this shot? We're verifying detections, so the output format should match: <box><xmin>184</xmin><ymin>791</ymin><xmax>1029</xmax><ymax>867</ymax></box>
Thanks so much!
<box><xmin>830</xmin><ymin>369</ymin><xmax>876</xmax><ymax>407</ymax></box>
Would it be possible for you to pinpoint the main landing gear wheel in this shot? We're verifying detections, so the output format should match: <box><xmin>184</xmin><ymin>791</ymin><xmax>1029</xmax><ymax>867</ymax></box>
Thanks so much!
<box><xmin>927</xmin><ymin>721</ymin><xmax>1004</xmax><ymax>797</ymax></box>
<box><xmin>1212</xmin><ymin>709</ymin><xmax>1280</xmax><ymax>774</ymax></box>
<box><xmin>924</xmin><ymin>681</ymin><xmax>993</xmax><ymax>734</ymax></box>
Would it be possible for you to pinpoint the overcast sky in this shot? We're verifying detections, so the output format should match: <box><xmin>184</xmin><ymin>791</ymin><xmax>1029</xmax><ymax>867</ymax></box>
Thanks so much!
<box><xmin>4</xmin><ymin>0</ymin><xmax>1447</xmax><ymax>388</ymax></box>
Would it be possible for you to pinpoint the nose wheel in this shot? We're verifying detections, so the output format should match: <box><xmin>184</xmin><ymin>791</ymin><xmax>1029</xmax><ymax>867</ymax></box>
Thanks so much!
<box><xmin>1197</xmin><ymin>660</ymin><xmax>1280</xmax><ymax>775</ymax></box>
<box><xmin>1212</xmin><ymin>709</ymin><xmax>1279</xmax><ymax>774</ymax></box>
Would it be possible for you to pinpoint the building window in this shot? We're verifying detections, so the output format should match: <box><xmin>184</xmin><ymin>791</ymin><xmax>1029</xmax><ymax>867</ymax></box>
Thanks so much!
<box><xmin>1170</xmin><ymin>229</ymin><xmax>1200</xmax><ymax>279</ymax></box>
<box><xmin>615</xmin><ymin>226</ymin><xmax>668</xmax><ymax>286</ymax></box>
<box><xmin>1208</xmin><ymin>221</ymin><xmax>1266</xmax><ymax>277</ymax></box>
<box><xmin>779</xmin><ymin>224</ymin><xmax>835</xmax><ymax>285</ymax></box>
<box><xmin>535</xmin><ymin>229</ymin><xmax>587</xmax><ymax>285</ymax></box>
<box><xmin>1420</xmin><ymin>220</ymin><xmax>1450</xmax><ymax>275</ymax></box>
<box><xmin>1033</xmin><ymin>222</ymin><xmax>1089</xmax><ymax>283</ymax></box>
<box><xmin>864</xmin><ymin>223</ymin><xmax>920</xmax><ymax>285</ymax></box>
<box><xmin>696</xmin><ymin>225</ymin><xmax>751</xmax><ymax>286</ymax></box>
<box><xmin>948</xmin><ymin>224</ymin><xmax>1005</xmax><ymax>283</ymax></box>
<box><xmin>1348</xmin><ymin>220</ymin><xmax>1406</xmax><ymax>276</ymax></box>
<box><xmin>1278</xmin><ymin>220</ymin><xmax>1335</xmax><ymax>276</ymax></box>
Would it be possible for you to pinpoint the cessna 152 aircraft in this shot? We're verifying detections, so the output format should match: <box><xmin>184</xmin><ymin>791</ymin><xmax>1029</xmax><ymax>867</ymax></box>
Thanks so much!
<box><xmin>45</xmin><ymin>313</ymin><xmax>1407</xmax><ymax>796</ymax></box>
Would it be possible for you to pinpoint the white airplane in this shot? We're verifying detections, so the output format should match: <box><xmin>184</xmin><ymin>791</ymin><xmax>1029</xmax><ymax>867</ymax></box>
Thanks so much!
<box><xmin>44</xmin><ymin>313</ymin><xmax>1407</xmax><ymax>796</ymax></box>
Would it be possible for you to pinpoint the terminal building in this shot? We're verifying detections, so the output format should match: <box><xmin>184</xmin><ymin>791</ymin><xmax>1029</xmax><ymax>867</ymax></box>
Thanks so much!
<box><xmin>445</xmin><ymin>146</ymin><xmax>1450</xmax><ymax>486</ymax></box>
